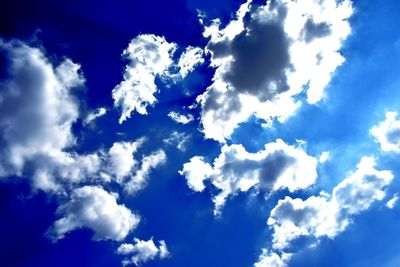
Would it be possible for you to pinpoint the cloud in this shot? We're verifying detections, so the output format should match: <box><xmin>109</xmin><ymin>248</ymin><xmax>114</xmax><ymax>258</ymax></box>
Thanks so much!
<box><xmin>198</xmin><ymin>0</ymin><xmax>353</xmax><ymax>142</ymax></box>
<box><xmin>48</xmin><ymin>186</ymin><xmax>140</xmax><ymax>241</ymax></box>
<box><xmin>167</xmin><ymin>111</ymin><xmax>195</xmax><ymax>124</ymax></box>
<box><xmin>370</xmin><ymin>112</ymin><xmax>400</xmax><ymax>153</ymax></box>
<box><xmin>83</xmin><ymin>107</ymin><xmax>107</xmax><ymax>125</ymax></box>
<box><xmin>112</xmin><ymin>34</ymin><xmax>204</xmax><ymax>124</ymax></box>
<box><xmin>112</xmin><ymin>34</ymin><xmax>177</xmax><ymax>123</ymax></box>
<box><xmin>124</xmin><ymin>149</ymin><xmax>167</xmax><ymax>195</ymax></box>
<box><xmin>255</xmin><ymin>157</ymin><xmax>393</xmax><ymax>266</ymax></box>
<box><xmin>0</xmin><ymin>39</ymin><xmax>104</xmax><ymax>192</ymax></box>
<box><xmin>177</xmin><ymin>46</ymin><xmax>204</xmax><ymax>78</ymax></box>
<box><xmin>386</xmin><ymin>194</ymin><xmax>399</xmax><ymax>209</ymax></box>
<box><xmin>105</xmin><ymin>138</ymin><xmax>145</xmax><ymax>184</ymax></box>
<box><xmin>318</xmin><ymin>151</ymin><xmax>331</xmax><ymax>163</ymax></box>
<box><xmin>163</xmin><ymin>131</ymin><xmax>191</xmax><ymax>151</ymax></box>
<box><xmin>254</xmin><ymin>250</ymin><xmax>290</xmax><ymax>267</ymax></box>
<box><xmin>180</xmin><ymin>139</ymin><xmax>318</xmax><ymax>214</ymax></box>
<box><xmin>117</xmin><ymin>238</ymin><xmax>169</xmax><ymax>266</ymax></box>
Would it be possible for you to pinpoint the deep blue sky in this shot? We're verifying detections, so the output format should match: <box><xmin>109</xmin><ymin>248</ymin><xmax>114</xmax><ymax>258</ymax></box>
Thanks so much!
<box><xmin>1</xmin><ymin>0</ymin><xmax>400</xmax><ymax>267</ymax></box>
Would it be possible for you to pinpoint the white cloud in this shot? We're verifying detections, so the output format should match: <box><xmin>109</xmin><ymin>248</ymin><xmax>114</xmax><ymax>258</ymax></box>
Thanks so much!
<box><xmin>48</xmin><ymin>186</ymin><xmax>140</xmax><ymax>241</ymax></box>
<box><xmin>370</xmin><ymin>112</ymin><xmax>400</xmax><ymax>153</ymax></box>
<box><xmin>256</xmin><ymin>156</ymin><xmax>393</xmax><ymax>266</ymax></box>
<box><xmin>163</xmin><ymin>131</ymin><xmax>191</xmax><ymax>151</ymax></box>
<box><xmin>179</xmin><ymin>156</ymin><xmax>214</xmax><ymax>192</ymax></box>
<box><xmin>167</xmin><ymin>111</ymin><xmax>195</xmax><ymax>124</ymax></box>
<box><xmin>0</xmin><ymin>39</ymin><xmax>104</xmax><ymax>192</ymax></box>
<box><xmin>117</xmin><ymin>238</ymin><xmax>169</xmax><ymax>266</ymax></box>
<box><xmin>254</xmin><ymin>250</ymin><xmax>290</xmax><ymax>267</ymax></box>
<box><xmin>106</xmin><ymin>138</ymin><xmax>145</xmax><ymax>184</ymax></box>
<box><xmin>180</xmin><ymin>139</ymin><xmax>318</xmax><ymax>214</ymax></box>
<box><xmin>177</xmin><ymin>46</ymin><xmax>204</xmax><ymax>78</ymax></box>
<box><xmin>112</xmin><ymin>34</ymin><xmax>177</xmax><ymax>123</ymax></box>
<box><xmin>124</xmin><ymin>149</ymin><xmax>167</xmax><ymax>195</ymax></box>
<box><xmin>386</xmin><ymin>194</ymin><xmax>399</xmax><ymax>209</ymax></box>
<box><xmin>318</xmin><ymin>151</ymin><xmax>331</xmax><ymax>163</ymax></box>
<box><xmin>198</xmin><ymin>0</ymin><xmax>353</xmax><ymax>142</ymax></box>
<box><xmin>84</xmin><ymin>107</ymin><xmax>107</xmax><ymax>125</ymax></box>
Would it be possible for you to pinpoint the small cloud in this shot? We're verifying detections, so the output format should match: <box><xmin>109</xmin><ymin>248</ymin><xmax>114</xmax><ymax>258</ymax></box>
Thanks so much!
<box><xmin>167</xmin><ymin>111</ymin><xmax>194</xmax><ymax>124</ymax></box>
<box><xmin>370</xmin><ymin>111</ymin><xmax>400</xmax><ymax>153</ymax></box>
<box><xmin>319</xmin><ymin>151</ymin><xmax>331</xmax><ymax>163</ymax></box>
<box><xmin>117</xmin><ymin>238</ymin><xmax>169</xmax><ymax>266</ymax></box>
<box><xmin>386</xmin><ymin>194</ymin><xmax>399</xmax><ymax>209</ymax></box>
<box><xmin>84</xmin><ymin>107</ymin><xmax>107</xmax><ymax>125</ymax></box>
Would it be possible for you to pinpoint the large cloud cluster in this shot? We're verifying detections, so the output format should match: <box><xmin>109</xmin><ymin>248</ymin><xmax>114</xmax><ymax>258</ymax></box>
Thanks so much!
<box><xmin>0</xmin><ymin>39</ymin><xmax>168</xmax><ymax>266</ymax></box>
<box><xmin>180</xmin><ymin>139</ymin><xmax>318</xmax><ymax>214</ymax></box>
<box><xmin>198</xmin><ymin>0</ymin><xmax>353</xmax><ymax>142</ymax></box>
<box><xmin>255</xmin><ymin>157</ymin><xmax>393</xmax><ymax>266</ymax></box>
<box><xmin>0</xmin><ymin>39</ymin><xmax>103</xmax><ymax>192</ymax></box>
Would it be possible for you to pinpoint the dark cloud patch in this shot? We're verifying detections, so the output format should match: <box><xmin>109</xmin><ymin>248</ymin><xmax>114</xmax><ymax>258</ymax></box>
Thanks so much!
<box><xmin>258</xmin><ymin>151</ymin><xmax>296</xmax><ymax>190</ymax></box>
<box><xmin>385</xmin><ymin>128</ymin><xmax>400</xmax><ymax>145</ymax></box>
<box><xmin>207</xmin><ymin>4</ymin><xmax>292</xmax><ymax>102</ymax></box>
<box><xmin>303</xmin><ymin>18</ymin><xmax>331</xmax><ymax>42</ymax></box>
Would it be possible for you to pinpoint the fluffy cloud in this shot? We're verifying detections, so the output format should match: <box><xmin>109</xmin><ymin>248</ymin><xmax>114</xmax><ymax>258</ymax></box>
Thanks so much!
<box><xmin>0</xmin><ymin>39</ymin><xmax>104</xmax><ymax>192</ymax></box>
<box><xmin>112</xmin><ymin>34</ymin><xmax>178</xmax><ymax>123</ymax></box>
<box><xmin>106</xmin><ymin>138</ymin><xmax>145</xmax><ymax>183</ymax></box>
<box><xmin>386</xmin><ymin>194</ymin><xmax>399</xmax><ymax>209</ymax></box>
<box><xmin>177</xmin><ymin>46</ymin><xmax>204</xmax><ymax>78</ymax></box>
<box><xmin>48</xmin><ymin>186</ymin><xmax>140</xmax><ymax>241</ymax></box>
<box><xmin>254</xmin><ymin>250</ymin><xmax>290</xmax><ymax>267</ymax></box>
<box><xmin>255</xmin><ymin>157</ymin><xmax>393</xmax><ymax>266</ymax></box>
<box><xmin>112</xmin><ymin>34</ymin><xmax>204</xmax><ymax>123</ymax></box>
<box><xmin>198</xmin><ymin>0</ymin><xmax>353</xmax><ymax>142</ymax></box>
<box><xmin>167</xmin><ymin>111</ymin><xmax>195</xmax><ymax>124</ymax></box>
<box><xmin>180</xmin><ymin>139</ymin><xmax>318</xmax><ymax>214</ymax></box>
<box><xmin>370</xmin><ymin>112</ymin><xmax>400</xmax><ymax>153</ymax></box>
<box><xmin>117</xmin><ymin>238</ymin><xmax>169</xmax><ymax>266</ymax></box>
<box><xmin>124</xmin><ymin>149</ymin><xmax>167</xmax><ymax>194</ymax></box>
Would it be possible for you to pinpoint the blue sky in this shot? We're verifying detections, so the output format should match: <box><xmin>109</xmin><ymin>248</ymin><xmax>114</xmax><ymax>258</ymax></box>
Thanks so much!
<box><xmin>1</xmin><ymin>0</ymin><xmax>400</xmax><ymax>267</ymax></box>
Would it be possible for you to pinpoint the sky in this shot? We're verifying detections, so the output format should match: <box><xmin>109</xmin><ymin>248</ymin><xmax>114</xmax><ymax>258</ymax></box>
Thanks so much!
<box><xmin>0</xmin><ymin>0</ymin><xmax>400</xmax><ymax>267</ymax></box>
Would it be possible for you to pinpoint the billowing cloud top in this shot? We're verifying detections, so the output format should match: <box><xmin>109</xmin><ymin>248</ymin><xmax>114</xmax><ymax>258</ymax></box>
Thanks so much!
<box><xmin>180</xmin><ymin>139</ymin><xmax>318</xmax><ymax>214</ymax></box>
<box><xmin>198</xmin><ymin>0</ymin><xmax>353</xmax><ymax>142</ymax></box>
<box><xmin>48</xmin><ymin>186</ymin><xmax>140</xmax><ymax>241</ymax></box>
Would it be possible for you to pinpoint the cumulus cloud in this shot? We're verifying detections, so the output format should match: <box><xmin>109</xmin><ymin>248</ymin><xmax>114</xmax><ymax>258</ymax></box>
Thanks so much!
<box><xmin>117</xmin><ymin>238</ymin><xmax>169</xmax><ymax>266</ymax></box>
<box><xmin>48</xmin><ymin>186</ymin><xmax>140</xmax><ymax>241</ymax></box>
<box><xmin>123</xmin><ymin>149</ymin><xmax>167</xmax><ymax>195</ymax></box>
<box><xmin>254</xmin><ymin>250</ymin><xmax>290</xmax><ymax>267</ymax></box>
<box><xmin>180</xmin><ymin>139</ymin><xmax>318</xmax><ymax>214</ymax></box>
<box><xmin>370</xmin><ymin>112</ymin><xmax>400</xmax><ymax>153</ymax></box>
<box><xmin>255</xmin><ymin>157</ymin><xmax>393</xmax><ymax>266</ymax></box>
<box><xmin>318</xmin><ymin>151</ymin><xmax>331</xmax><ymax>163</ymax></box>
<box><xmin>83</xmin><ymin>107</ymin><xmax>107</xmax><ymax>125</ymax></box>
<box><xmin>177</xmin><ymin>46</ymin><xmax>204</xmax><ymax>78</ymax></box>
<box><xmin>112</xmin><ymin>34</ymin><xmax>177</xmax><ymax>123</ymax></box>
<box><xmin>112</xmin><ymin>34</ymin><xmax>204</xmax><ymax>123</ymax></box>
<box><xmin>105</xmin><ymin>138</ymin><xmax>145</xmax><ymax>184</ymax></box>
<box><xmin>386</xmin><ymin>194</ymin><xmax>399</xmax><ymax>209</ymax></box>
<box><xmin>0</xmin><ymin>39</ymin><xmax>104</xmax><ymax>192</ymax></box>
<box><xmin>198</xmin><ymin>0</ymin><xmax>353</xmax><ymax>142</ymax></box>
<box><xmin>163</xmin><ymin>131</ymin><xmax>191</xmax><ymax>151</ymax></box>
<box><xmin>167</xmin><ymin>111</ymin><xmax>195</xmax><ymax>124</ymax></box>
